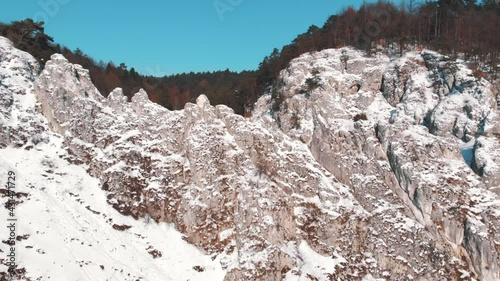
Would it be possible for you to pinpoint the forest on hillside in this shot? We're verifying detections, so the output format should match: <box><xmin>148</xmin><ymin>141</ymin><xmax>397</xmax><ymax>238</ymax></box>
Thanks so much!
<box><xmin>1</xmin><ymin>0</ymin><xmax>498</xmax><ymax>115</ymax></box>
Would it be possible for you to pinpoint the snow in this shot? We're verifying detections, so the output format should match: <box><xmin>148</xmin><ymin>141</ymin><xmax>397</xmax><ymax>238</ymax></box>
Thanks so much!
<box><xmin>361</xmin><ymin>274</ymin><xmax>386</xmax><ymax>281</ymax></box>
<box><xmin>219</xmin><ymin>228</ymin><xmax>234</xmax><ymax>241</ymax></box>
<box><xmin>0</xmin><ymin>137</ymin><xmax>226</xmax><ymax>280</ymax></box>
<box><xmin>283</xmin><ymin>241</ymin><xmax>346</xmax><ymax>281</ymax></box>
<box><xmin>298</xmin><ymin>241</ymin><xmax>345</xmax><ymax>276</ymax></box>
<box><xmin>475</xmin><ymin>136</ymin><xmax>500</xmax><ymax>177</ymax></box>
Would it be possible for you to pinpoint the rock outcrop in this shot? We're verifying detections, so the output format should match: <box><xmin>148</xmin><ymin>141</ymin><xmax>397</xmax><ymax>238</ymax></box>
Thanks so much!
<box><xmin>260</xmin><ymin>48</ymin><xmax>500</xmax><ymax>281</ymax></box>
<box><xmin>0</xmin><ymin>37</ymin><xmax>46</xmax><ymax>148</ymax></box>
<box><xmin>1</xmin><ymin>37</ymin><xmax>499</xmax><ymax>280</ymax></box>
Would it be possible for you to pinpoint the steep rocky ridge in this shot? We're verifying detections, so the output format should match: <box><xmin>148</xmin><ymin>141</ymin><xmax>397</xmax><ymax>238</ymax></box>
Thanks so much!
<box><xmin>1</xmin><ymin>36</ymin><xmax>499</xmax><ymax>280</ymax></box>
<box><xmin>262</xmin><ymin>48</ymin><xmax>500</xmax><ymax>280</ymax></box>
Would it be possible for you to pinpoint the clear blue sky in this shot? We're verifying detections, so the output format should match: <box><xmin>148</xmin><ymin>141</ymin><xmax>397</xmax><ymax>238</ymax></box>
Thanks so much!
<box><xmin>1</xmin><ymin>0</ymin><xmax>368</xmax><ymax>75</ymax></box>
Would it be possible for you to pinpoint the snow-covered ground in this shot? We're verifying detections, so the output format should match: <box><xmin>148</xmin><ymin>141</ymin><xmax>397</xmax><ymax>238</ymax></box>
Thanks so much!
<box><xmin>0</xmin><ymin>136</ymin><xmax>226</xmax><ymax>280</ymax></box>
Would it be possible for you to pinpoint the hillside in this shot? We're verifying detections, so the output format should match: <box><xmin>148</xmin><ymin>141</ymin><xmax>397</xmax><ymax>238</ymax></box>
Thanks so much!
<box><xmin>1</xmin><ymin>34</ymin><xmax>499</xmax><ymax>280</ymax></box>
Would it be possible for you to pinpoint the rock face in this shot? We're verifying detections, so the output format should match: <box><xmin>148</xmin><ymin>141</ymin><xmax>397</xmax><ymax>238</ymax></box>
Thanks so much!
<box><xmin>1</xmin><ymin>37</ymin><xmax>499</xmax><ymax>280</ymax></box>
<box><xmin>261</xmin><ymin>48</ymin><xmax>500</xmax><ymax>281</ymax></box>
<box><xmin>0</xmin><ymin>37</ymin><xmax>46</xmax><ymax>148</ymax></box>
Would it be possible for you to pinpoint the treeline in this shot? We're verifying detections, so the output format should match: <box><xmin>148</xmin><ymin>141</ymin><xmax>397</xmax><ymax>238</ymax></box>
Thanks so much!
<box><xmin>1</xmin><ymin>0</ymin><xmax>498</xmax><ymax>115</ymax></box>
<box><xmin>59</xmin><ymin>49</ymin><xmax>258</xmax><ymax>114</ymax></box>
<box><xmin>0</xmin><ymin>19</ymin><xmax>257</xmax><ymax>115</ymax></box>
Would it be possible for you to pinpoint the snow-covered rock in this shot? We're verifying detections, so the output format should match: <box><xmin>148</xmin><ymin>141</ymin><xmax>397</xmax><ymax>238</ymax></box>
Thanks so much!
<box><xmin>255</xmin><ymin>47</ymin><xmax>500</xmax><ymax>280</ymax></box>
<box><xmin>0</xmin><ymin>37</ymin><xmax>226</xmax><ymax>281</ymax></box>
<box><xmin>0</xmin><ymin>37</ymin><xmax>46</xmax><ymax>148</ymax></box>
<box><xmin>1</xmin><ymin>37</ymin><xmax>499</xmax><ymax>280</ymax></box>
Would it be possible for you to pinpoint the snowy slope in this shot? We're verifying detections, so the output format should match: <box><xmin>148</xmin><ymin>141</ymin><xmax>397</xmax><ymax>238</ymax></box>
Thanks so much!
<box><xmin>0</xmin><ymin>141</ymin><xmax>226</xmax><ymax>281</ymax></box>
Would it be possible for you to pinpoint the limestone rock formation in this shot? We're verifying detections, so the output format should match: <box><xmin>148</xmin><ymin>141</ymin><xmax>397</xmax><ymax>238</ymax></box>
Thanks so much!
<box><xmin>0</xmin><ymin>37</ymin><xmax>499</xmax><ymax>280</ymax></box>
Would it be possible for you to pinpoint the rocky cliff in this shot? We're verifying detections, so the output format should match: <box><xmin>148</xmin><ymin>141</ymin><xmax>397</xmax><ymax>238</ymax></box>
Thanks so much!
<box><xmin>1</xmin><ymin>36</ymin><xmax>499</xmax><ymax>280</ymax></box>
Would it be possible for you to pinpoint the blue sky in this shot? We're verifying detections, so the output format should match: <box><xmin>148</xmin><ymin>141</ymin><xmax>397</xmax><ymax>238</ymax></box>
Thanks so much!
<box><xmin>1</xmin><ymin>0</ymin><xmax>367</xmax><ymax>75</ymax></box>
